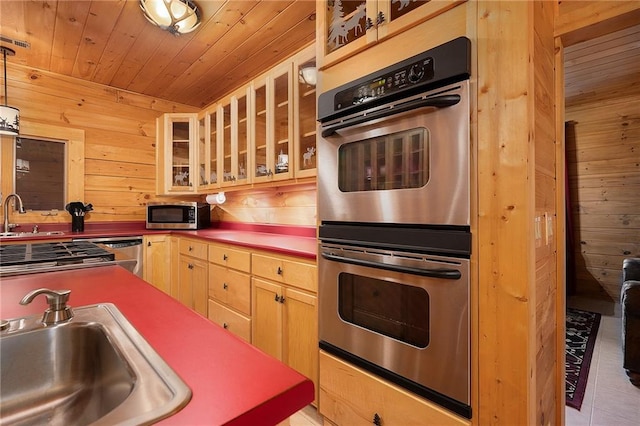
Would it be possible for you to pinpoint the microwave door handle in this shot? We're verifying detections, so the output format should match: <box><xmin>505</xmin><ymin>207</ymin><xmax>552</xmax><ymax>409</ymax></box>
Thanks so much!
<box><xmin>320</xmin><ymin>94</ymin><xmax>461</xmax><ymax>138</ymax></box>
<box><xmin>321</xmin><ymin>252</ymin><xmax>462</xmax><ymax>280</ymax></box>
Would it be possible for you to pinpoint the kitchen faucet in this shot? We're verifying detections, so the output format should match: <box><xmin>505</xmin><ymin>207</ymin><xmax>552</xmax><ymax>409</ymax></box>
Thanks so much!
<box><xmin>2</xmin><ymin>193</ymin><xmax>26</xmax><ymax>232</ymax></box>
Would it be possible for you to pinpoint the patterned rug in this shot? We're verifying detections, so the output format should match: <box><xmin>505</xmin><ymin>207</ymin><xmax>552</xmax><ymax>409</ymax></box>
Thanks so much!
<box><xmin>566</xmin><ymin>307</ymin><xmax>601</xmax><ymax>410</ymax></box>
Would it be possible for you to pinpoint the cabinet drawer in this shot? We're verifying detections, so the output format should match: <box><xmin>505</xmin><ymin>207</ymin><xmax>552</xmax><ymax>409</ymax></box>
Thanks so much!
<box><xmin>179</xmin><ymin>238</ymin><xmax>208</xmax><ymax>260</ymax></box>
<box><xmin>209</xmin><ymin>244</ymin><xmax>251</xmax><ymax>272</ymax></box>
<box><xmin>209</xmin><ymin>264</ymin><xmax>251</xmax><ymax>315</ymax></box>
<box><xmin>252</xmin><ymin>253</ymin><xmax>317</xmax><ymax>292</ymax></box>
<box><xmin>319</xmin><ymin>351</ymin><xmax>470</xmax><ymax>426</ymax></box>
<box><xmin>208</xmin><ymin>299</ymin><xmax>251</xmax><ymax>343</ymax></box>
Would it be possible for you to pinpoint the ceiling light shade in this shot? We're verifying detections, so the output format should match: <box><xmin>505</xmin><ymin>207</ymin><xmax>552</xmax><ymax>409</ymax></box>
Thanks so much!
<box><xmin>0</xmin><ymin>46</ymin><xmax>19</xmax><ymax>136</ymax></box>
<box><xmin>140</xmin><ymin>0</ymin><xmax>202</xmax><ymax>35</ymax></box>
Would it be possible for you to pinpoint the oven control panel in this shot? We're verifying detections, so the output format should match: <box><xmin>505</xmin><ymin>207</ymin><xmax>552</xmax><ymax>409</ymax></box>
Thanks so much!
<box><xmin>335</xmin><ymin>57</ymin><xmax>435</xmax><ymax>108</ymax></box>
<box><xmin>318</xmin><ymin>36</ymin><xmax>471</xmax><ymax>122</ymax></box>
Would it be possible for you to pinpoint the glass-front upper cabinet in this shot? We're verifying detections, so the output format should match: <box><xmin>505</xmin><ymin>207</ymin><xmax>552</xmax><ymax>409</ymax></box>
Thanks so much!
<box><xmin>221</xmin><ymin>87</ymin><xmax>251</xmax><ymax>188</ymax></box>
<box><xmin>317</xmin><ymin>0</ymin><xmax>462</xmax><ymax>68</ymax></box>
<box><xmin>157</xmin><ymin>113</ymin><xmax>198</xmax><ymax>194</ymax></box>
<box><xmin>251</xmin><ymin>63</ymin><xmax>293</xmax><ymax>183</ymax></box>
<box><xmin>199</xmin><ymin>106</ymin><xmax>219</xmax><ymax>191</ymax></box>
<box><xmin>293</xmin><ymin>45</ymin><xmax>317</xmax><ymax>178</ymax></box>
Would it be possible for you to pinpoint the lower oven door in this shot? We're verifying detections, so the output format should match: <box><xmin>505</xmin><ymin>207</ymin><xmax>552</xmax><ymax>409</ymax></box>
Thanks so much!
<box><xmin>319</xmin><ymin>243</ymin><xmax>470</xmax><ymax>416</ymax></box>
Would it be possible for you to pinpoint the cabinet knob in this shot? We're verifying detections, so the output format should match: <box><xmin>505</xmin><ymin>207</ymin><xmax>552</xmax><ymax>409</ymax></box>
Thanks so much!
<box><xmin>188</xmin><ymin>263</ymin><xmax>194</xmax><ymax>269</ymax></box>
<box><xmin>277</xmin><ymin>266</ymin><xmax>283</xmax><ymax>275</ymax></box>
<box><xmin>147</xmin><ymin>241</ymin><xmax>151</xmax><ymax>247</ymax></box>
<box><xmin>274</xmin><ymin>293</ymin><xmax>280</xmax><ymax>302</ymax></box>
<box><xmin>223</xmin><ymin>254</ymin><xmax>228</xmax><ymax>261</ymax></box>
<box><xmin>223</xmin><ymin>322</ymin><xmax>229</xmax><ymax>329</ymax></box>
<box><xmin>373</xmin><ymin>413</ymin><xmax>382</xmax><ymax>426</ymax></box>
<box><xmin>223</xmin><ymin>283</ymin><xmax>228</xmax><ymax>290</ymax></box>
<box><xmin>188</xmin><ymin>246</ymin><xmax>193</xmax><ymax>251</ymax></box>
<box><xmin>279</xmin><ymin>295</ymin><xmax>285</xmax><ymax>304</ymax></box>
<box><xmin>267</xmin><ymin>169</ymin><xmax>273</xmax><ymax>177</ymax></box>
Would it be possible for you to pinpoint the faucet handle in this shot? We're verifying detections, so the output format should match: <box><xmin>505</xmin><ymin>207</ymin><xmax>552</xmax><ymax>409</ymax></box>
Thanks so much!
<box><xmin>20</xmin><ymin>288</ymin><xmax>73</xmax><ymax>324</ymax></box>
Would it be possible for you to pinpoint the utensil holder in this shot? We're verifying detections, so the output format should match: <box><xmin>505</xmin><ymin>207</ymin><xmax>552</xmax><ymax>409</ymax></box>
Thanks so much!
<box><xmin>71</xmin><ymin>215</ymin><xmax>84</xmax><ymax>232</ymax></box>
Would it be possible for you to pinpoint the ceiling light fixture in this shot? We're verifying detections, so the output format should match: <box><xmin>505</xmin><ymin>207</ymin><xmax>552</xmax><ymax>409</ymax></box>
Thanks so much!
<box><xmin>139</xmin><ymin>0</ymin><xmax>202</xmax><ymax>35</ymax></box>
<box><xmin>0</xmin><ymin>46</ymin><xmax>19</xmax><ymax>136</ymax></box>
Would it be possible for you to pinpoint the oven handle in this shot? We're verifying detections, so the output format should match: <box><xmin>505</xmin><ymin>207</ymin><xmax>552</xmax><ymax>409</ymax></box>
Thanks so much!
<box><xmin>321</xmin><ymin>252</ymin><xmax>462</xmax><ymax>280</ymax></box>
<box><xmin>320</xmin><ymin>94</ymin><xmax>461</xmax><ymax>138</ymax></box>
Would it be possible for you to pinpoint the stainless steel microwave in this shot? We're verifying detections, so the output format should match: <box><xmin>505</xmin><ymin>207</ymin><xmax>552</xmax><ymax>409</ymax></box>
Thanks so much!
<box><xmin>146</xmin><ymin>202</ymin><xmax>211</xmax><ymax>230</ymax></box>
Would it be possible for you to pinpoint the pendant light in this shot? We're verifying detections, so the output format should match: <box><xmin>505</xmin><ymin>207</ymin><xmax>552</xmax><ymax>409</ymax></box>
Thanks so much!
<box><xmin>0</xmin><ymin>46</ymin><xmax>19</xmax><ymax>136</ymax></box>
<box><xmin>139</xmin><ymin>0</ymin><xmax>202</xmax><ymax>35</ymax></box>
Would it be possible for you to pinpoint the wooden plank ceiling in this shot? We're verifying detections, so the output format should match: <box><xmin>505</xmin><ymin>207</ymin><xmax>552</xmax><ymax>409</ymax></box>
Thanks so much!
<box><xmin>0</xmin><ymin>0</ymin><xmax>316</xmax><ymax>108</ymax></box>
<box><xmin>564</xmin><ymin>23</ymin><xmax>640</xmax><ymax>107</ymax></box>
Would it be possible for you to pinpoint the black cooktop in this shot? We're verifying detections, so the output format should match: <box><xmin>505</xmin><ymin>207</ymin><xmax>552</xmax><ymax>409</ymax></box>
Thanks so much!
<box><xmin>0</xmin><ymin>241</ymin><xmax>115</xmax><ymax>267</ymax></box>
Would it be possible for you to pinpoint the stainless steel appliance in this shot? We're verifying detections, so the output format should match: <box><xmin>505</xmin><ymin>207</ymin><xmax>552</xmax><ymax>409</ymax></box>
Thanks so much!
<box><xmin>0</xmin><ymin>241</ymin><xmax>136</xmax><ymax>277</ymax></box>
<box><xmin>146</xmin><ymin>201</ymin><xmax>211</xmax><ymax>230</ymax></box>
<box><xmin>317</xmin><ymin>37</ymin><xmax>472</xmax><ymax>418</ymax></box>
<box><xmin>73</xmin><ymin>236</ymin><xmax>143</xmax><ymax>277</ymax></box>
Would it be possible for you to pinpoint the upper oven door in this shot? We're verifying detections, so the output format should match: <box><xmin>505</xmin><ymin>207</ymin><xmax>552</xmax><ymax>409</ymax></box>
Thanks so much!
<box><xmin>318</xmin><ymin>81</ymin><xmax>470</xmax><ymax>226</ymax></box>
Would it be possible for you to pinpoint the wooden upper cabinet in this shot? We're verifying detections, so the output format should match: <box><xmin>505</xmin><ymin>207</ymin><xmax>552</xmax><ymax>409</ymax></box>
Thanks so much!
<box><xmin>317</xmin><ymin>0</ymin><xmax>465</xmax><ymax>69</ymax></box>
<box><xmin>156</xmin><ymin>113</ymin><xmax>199</xmax><ymax>195</ymax></box>
<box><xmin>220</xmin><ymin>87</ymin><xmax>251</xmax><ymax>188</ymax></box>
<box><xmin>251</xmin><ymin>62</ymin><xmax>294</xmax><ymax>183</ymax></box>
<box><xmin>199</xmin><ymin>107</ymin><xmax>220</xmax><ymax>191</ymax></box>
<box><xmin>293</xmin><ymin>45</ymin><xmax>318</xmax><ymax>178</ymax></box>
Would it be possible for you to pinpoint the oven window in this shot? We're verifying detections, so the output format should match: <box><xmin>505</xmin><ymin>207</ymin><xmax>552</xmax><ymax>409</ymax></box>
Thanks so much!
<box><xmin>338</xmin><ymin>272</ymin><xmax>430</xmax><ymax>348</ymax></box>
<box><xmin>338</xmin><ymin>128</ymin><xmax>429</xmax><ymax>192</ymax></box>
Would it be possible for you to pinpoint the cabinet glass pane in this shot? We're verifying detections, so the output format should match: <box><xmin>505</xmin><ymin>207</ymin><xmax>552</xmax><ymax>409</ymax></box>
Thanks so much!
<box><xmin>172</xmin><ymin>120</ymin><xmax>190</xmax><ymax>187</ymax></box>
<box><xmin>254</xmin><ymin>83</ymin><xmax>269</xmax><ymax>177</ymax></box>
<box><xmin>237</xmin><ymin>94</ymin><xmax>248</xmax><ymax>182</ymax></box>
<box><xmin>297</xmin><ymin>58</ymin><xmax>317</xmax><ymax>172</ymax></box>
<box><xmin>325</xmin><ymin>1</ymin><xmax>368</xmax><ymax>54</ymax></box>
<box><xmin>338</xmin><ymin>128</ymin><xmax>429</xmax><ymax>192</ymax></box>
<box><xmin>390</xmin><ymin>0</ymin><xmax>429</xmax><ymax>22</ymax></box>
<box><xmin>274</xmin><ymin>72</ymin><xmax>289</xmax><ymax>175</ymax></box>
<box><xmin>208</xmin><ymin>111</ymin><xmax>218</xmax><ymax>184</ymax></box>
<box><xmin>222</xmin><ymin>104</ymin><xmax>232</xmax><ymax>182</ymax></box>
<box><xmin>198</xmin><ymin>117</ymin><xmax>205</xmax><ymax>186</ymax></box>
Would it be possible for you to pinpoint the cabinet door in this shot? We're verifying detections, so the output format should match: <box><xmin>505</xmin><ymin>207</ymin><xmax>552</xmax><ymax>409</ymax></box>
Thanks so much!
<box><xmin>143</xmin><ymin>234</ymin><xmax>171</xmax><ymax>294</ymax></box>
<box><xmin>178</xmin><ymin>254</ymin><xmax>208</xmax><ymax>316</ymax></box>
<box><xmin>178</xmin><ymin>255</ymin><xmax>194</xmax><ymax>308</ymax></box>
<box><xmin>208</xmin><ymin>299</ymin><xmax>251</xmax><ymax>342</ymax></box>
<box><xmin>284</xmin><ymin>287</ymin><xmax>318</xmax><ymax>402</ymax></box>
<box><xmin>161</xmin><ymin>113</ymin><xmax>198</xmax><ymax>194</ymax></box>
<box><xmin>252</xmin><ymin>76</ymin><xmax>270</xmax><ymax>181</ymax></box>
<box><xmin>209</xmin><ymin>264</ymin><xmax>251</xmax><ymax>315</ymax></box>
<box><xmin>235</xmin><ymin>88</ymin><xmax>250</xmax><ymax>186</ymax></box>
<box><xmin>252</xmin><ymin>277</ymin><xmax>284</xmax><ymax>361</ymax></box>
<box><xmin>271</xmin><ymin>63</ymin><xmax>293</xmax><ymax>181</ymax></box>
<box><xmin>317</xmin><ymin>0</ymin><xmax>377</xmax><ymax>68</ymax></box>
<box><xmin>199</xmin><ymin>106</ymin><xmax>220</xmax><ymax>190</ymax></box>
<box><xmin>221</xmin><ymin>101</ymin><xmax>233</xmax><ymax>185</ymax></box>
<box><xmin>293</xmin><ymin>45</ymin><xmax>317</xmax><ymax>178</ymax></box>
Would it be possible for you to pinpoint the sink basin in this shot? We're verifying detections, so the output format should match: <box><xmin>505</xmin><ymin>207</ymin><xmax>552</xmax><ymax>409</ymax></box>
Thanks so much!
<box><xmin>0</xmin><ymin>304</ymin><xmax>191</xmax><ymax>425</ymax></box>
<box><xmin>0</xmin><ymin>231</ymin><xmax>65</xmax><ymax>238</ymax></box>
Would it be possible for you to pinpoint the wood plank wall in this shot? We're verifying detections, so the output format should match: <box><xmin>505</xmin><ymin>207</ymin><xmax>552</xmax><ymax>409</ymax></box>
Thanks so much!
<box><xmin>564</xmin><ymin>27</ymin><xmax>640</xmax><ymax>302</ymax></box>
<box><xmin>1</xmin><ymin>62</ymin><xmax>200</xmax><ymax>224</ymax></box>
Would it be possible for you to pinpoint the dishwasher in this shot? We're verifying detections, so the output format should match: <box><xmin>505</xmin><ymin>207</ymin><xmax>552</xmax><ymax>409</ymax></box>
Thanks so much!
<box><xmin>73</xmin><ymin>236</ymin><xmax>144</xmax><ymax>277</ymax></box>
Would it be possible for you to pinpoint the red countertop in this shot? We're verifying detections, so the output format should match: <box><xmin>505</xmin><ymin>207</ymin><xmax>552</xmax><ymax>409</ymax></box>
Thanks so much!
<box><xmin>1</xmin><ymin>222</ymin><xmax>318</xmax><ymax>259</ymax></box>
<box><xmin>0</xmin><ymin>266</ymin><xmax>315</xmax><ymax>425</ymax></box>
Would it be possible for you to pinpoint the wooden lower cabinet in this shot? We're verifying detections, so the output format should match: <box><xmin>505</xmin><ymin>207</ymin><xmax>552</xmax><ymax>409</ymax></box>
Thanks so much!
<box><xmin>177</xmin><ymin>238</ymin><xmax>208</xmax><ymax>316</ymax></box>
<box><xmin>252</xmin><ymin>276</ymin><xmax>318</xmax><ymax>404</ymax></box>
<box><xmin>142</xmin><ymin>234</ymin><xmax>171</xmax><ymax>294</ymax></box>
<box><xmin>207</xmin><ymin>299</ymin><xmax>251</xmax><ymax>342</ymax></box>
<box><xmin>320</xmin><ymin>351</ymin><xmax>470</xmax><ymax>426</ymax></box>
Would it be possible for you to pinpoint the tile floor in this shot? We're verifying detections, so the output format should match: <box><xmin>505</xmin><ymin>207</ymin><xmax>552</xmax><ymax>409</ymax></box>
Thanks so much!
<box><xmin>287</xmin><ymin>296</ymin><xmax>640</xmax><ymax>426</ymax></box>
<box><xmin>566</xmin><ymin>297</ymin><xmax>640</xmax><ymax>426</ymax></box>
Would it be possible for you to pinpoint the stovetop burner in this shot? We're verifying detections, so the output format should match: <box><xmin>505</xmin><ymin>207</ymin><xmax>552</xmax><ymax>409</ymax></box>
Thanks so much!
<box><xmin>0</xmin><ymin>241</ymin><xmax>115</xmax><ymax>267</ymax></box>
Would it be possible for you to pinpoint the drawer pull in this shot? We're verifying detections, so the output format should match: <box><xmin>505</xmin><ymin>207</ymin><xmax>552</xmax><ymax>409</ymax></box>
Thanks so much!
<box><xmin>223</xmin><ymin>283</ymin><xmax>228</xmax><ymax>290</ymax></box>
<box><xmin>223</xmin><ymin>322</ymin><xmax>229</xmax><ymax>329</ymax></box>
<box><xmin>188</xmin><ymin>246</ymin><xmax>193</xmax><ymax>251</ymax></box>
<box><xmin>223</xmin><ymin>254</ymin><xmax>228</xmax><ymax>261</ymax></box>
<box><xmin>188</xmin><ymin>263</ymin><xmax>194</xmax><ymax>269</ymax></box>
<box><xmin>277</xmin><ymin>266</ymin><xmax>283</xmax><ymax>275</ymax></box>
<box><xmin>373</xmin><ymin>413</ymin><xmax>381</xmax><ymax>426</ymax></box>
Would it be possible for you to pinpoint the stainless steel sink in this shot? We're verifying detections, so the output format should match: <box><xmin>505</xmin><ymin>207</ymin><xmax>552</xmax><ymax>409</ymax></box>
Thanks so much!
<box><xmin>0</xmin><ymin>303</ymin><xmax>191</xmax><ymax>425</ymax></box>
<box><xmin>0</xmin><ymin>231</ymin><xmax>65</xmax><ymax>238</ymax></box>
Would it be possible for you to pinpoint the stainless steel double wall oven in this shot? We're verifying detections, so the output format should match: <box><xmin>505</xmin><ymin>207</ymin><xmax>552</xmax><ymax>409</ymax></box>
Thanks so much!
<box><xmin>317</xmin><ymin>37</ymin><xmax>472</xmax><ymax>418</ymax></box>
